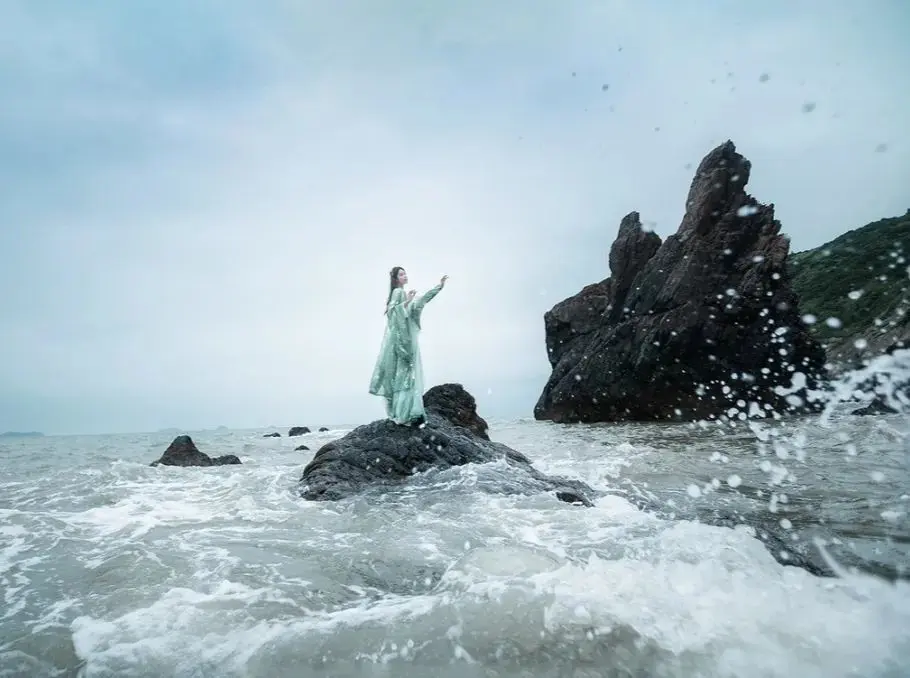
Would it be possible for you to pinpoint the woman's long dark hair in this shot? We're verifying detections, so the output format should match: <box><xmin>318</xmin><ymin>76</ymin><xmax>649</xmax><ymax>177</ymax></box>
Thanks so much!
<box><xmin>385</xmin><ymin>266</ymin><xmax>404</xmax><ymax>314</ymax></box>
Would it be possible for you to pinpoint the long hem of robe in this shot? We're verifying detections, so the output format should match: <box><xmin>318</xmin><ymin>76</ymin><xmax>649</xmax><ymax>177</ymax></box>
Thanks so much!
<box><xmin>384</xmin><ymin>391</ymin><xmax>426</xmax><ymax>425</ymax></box>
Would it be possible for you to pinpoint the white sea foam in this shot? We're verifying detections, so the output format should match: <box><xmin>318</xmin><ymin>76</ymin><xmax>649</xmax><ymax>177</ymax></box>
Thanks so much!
<box><xmin>0</xmin><ymin>370</ymin><xmax>908</xmax><ymax>677</ymax></box>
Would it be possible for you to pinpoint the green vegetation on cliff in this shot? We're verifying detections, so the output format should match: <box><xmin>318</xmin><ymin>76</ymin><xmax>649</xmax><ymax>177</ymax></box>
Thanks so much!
<box><xmin>789</xmin><ymin>209</ymin><xmax>910</xmax><ymax>343</ymax></box>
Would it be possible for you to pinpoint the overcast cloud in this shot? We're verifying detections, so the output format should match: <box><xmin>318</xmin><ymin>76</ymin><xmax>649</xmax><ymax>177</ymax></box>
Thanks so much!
<box><xmin>1</xmin><ymin>0</ymin><xmax>908</xmax><ymax>434</ymax></box>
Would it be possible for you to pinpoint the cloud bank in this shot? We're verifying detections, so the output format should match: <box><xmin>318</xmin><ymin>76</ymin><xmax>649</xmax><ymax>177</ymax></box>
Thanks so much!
<box><xmin>1</xmin><ymin>0</ymin><xmax>908</xmax><ymax>433</ymax></box>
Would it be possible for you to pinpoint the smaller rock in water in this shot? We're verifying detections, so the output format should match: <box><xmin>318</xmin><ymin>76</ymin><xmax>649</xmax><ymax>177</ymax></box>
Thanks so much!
<box><xmin>851</xmin><ymin>397</ymin><xmax>899</xmax><ymax>416</ymax></box>
<box><xmin>318</xmin><ymin>427</ymin><xmax>329</xmax><ymax>432</ymax></box>
<box><xmin>555</xmin><ymin>487</ymin><xmax>594</xmax><ymax>506</ymax></box>
<box><xmin>150</xmin><ymin>435</ymin><xmax>241</xmax><ymax>467</ymax></box>
<box><xmin>295</xmin><ymin>444</ymin><xmax>310</xmax><ymax>451</ymax></box>
<box><xmin>288</xmin><ymin>427</ymin><xmax>310</xmax><ymax>437</ymax></box>
<box><xmin>263</xmin><ymin>432</ymin><xmax>281</xmax><ymax>438</ymax></box>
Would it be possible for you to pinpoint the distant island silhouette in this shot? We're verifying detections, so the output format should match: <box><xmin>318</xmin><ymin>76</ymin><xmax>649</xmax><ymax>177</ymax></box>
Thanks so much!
<box><xmin>0</xmin><ymin>431</ymin><xmax>44</xmax><ymax>438</ymax></box>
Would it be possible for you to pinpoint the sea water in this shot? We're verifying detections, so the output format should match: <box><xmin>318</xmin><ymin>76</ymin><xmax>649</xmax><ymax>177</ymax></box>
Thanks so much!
<box><xmin>1</xmin><ymin>365</ymin><xmax>909</xmax><ymax>676</ymax></box>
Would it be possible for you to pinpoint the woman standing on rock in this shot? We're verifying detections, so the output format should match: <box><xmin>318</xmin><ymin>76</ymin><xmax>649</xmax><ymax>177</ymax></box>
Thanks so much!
<box><xmin>369</xmin><ymin>266</ymin><xmax>448</xmax><ymax>426</ymax></box>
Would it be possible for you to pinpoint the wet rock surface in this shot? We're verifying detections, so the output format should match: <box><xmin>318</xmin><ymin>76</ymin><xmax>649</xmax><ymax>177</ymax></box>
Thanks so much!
<box><xmin>299</xmin><ymin>384</ymin><xmax>593</xmax><ymax>505</ymax></box>
<box><xmin>150</xmin><ymin>435</ymin><xmax>241</xmax><ymax>467</ymax></box>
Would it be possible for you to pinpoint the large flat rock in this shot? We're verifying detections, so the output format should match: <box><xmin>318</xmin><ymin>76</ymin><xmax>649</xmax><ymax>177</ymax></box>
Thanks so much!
<box><xmin>299</xmin><ymin>384</ymin><xmax>593</xmax><ymax>505</ymax></box>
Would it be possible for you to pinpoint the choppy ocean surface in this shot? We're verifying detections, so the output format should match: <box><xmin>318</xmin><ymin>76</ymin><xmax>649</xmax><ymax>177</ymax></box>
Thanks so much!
<box><xmin>1</xmin><ymin>404</ymin><xmax>909</xmax><ymax>676</ymax></box>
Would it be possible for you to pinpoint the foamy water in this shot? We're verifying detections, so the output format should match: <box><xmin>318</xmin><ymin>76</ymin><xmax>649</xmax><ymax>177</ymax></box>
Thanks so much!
<box><xmin>1</xmin><ymin>388</ymin><xmax>909</xmax><ymax>676</ymax></box>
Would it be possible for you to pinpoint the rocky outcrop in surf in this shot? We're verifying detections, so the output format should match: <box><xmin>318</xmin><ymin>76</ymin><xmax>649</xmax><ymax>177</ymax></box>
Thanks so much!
<box><xmin>298</xmin><ymin>383</ymin><xmax>593</xmax><ymax>505</ymax></box>
<box><xmin>535</xmin><ymin>140</ymin><xmax>826</xmax><ymax>423</ymax></box>
<box><xmin>150</xmin><ymin>435</ymin><xmax>241</xmax><ymax>467</ymax></box>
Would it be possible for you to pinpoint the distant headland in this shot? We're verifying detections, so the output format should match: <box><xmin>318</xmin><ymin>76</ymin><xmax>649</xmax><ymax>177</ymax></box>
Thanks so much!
<box><xmin>0</xmin><ymin>431</ymin><xmax>45</xmax><ymax>438</ymax></box>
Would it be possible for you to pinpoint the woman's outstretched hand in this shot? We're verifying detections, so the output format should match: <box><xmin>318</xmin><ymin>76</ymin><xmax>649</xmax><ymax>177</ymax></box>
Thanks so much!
<box><xmin>440</xmin><ymin>275</ymin><xmax>449</xmax><ymax>287</ymax></box>
<box><xmin>406</xmin><ymin>289</ymin><xmax>417</xmax><ymax>302</ymax></box>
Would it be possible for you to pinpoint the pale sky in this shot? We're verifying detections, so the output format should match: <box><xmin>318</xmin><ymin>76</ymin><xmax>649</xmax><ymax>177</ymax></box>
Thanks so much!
<box><xmin>1</xmin><ymin>0</ymin><xmax>908</xmax><ymax>434</ymax></box>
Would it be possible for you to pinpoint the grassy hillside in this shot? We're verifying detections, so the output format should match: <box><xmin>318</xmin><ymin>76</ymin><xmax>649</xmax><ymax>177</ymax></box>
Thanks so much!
<box><xmin>789</xmin><ymin>210</ymin><xmax>910</xmax><ymax>354</ymax></box>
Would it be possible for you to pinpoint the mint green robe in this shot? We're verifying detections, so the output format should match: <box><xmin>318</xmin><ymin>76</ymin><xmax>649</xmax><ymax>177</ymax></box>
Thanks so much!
<box><xmin>369</xmin><ymin>284</ymin><xmax>444</xmax><ymax>424</ymax></box>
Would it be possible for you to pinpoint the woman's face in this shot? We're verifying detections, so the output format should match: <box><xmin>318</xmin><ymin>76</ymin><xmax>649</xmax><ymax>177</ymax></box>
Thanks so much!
<box><xmin>397</xmin><ymin>269</ymin><xmax>408</xmax><ymax>286</ymax></box>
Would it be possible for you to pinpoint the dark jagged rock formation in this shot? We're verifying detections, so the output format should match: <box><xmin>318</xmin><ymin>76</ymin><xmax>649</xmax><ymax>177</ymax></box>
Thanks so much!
<box><xmin>150</xmin><ymin>435</ymin><xmax>241</xmax><ymax>467</ymax></box>
<box><xmin>422</xmin><ymin>383</ymin><xmax>490</xmax><ymax>440</ymax></box>
<box><xmin>288</xmin><ymin>427</ymin><xmax>310</xmax><ymax>436</ymax></box>
<box><xmin>299</xmin><ymin>383</ymin><xmax>592</xmax><ymax>505</ymax></box>
<box><xmin>535</xmin><ymin>140</ymin><xmax>826</xmax><ymax>423</ymax></box>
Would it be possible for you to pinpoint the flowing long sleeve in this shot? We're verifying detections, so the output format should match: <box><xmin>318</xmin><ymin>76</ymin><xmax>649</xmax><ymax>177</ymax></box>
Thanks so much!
<box><xmin>409</xmin><ymin>284</ymin><xmax>443</xmax><ymax>329</ymax></box>
<box><xmin>387</xmin><ymin>288</ymin><xmax>413</xmax><ymax>365</ymax></box>
<box><xmin>369</xmin><ymin>288</ymin><xmax>413</xmax><ymax>397</ymax></box>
